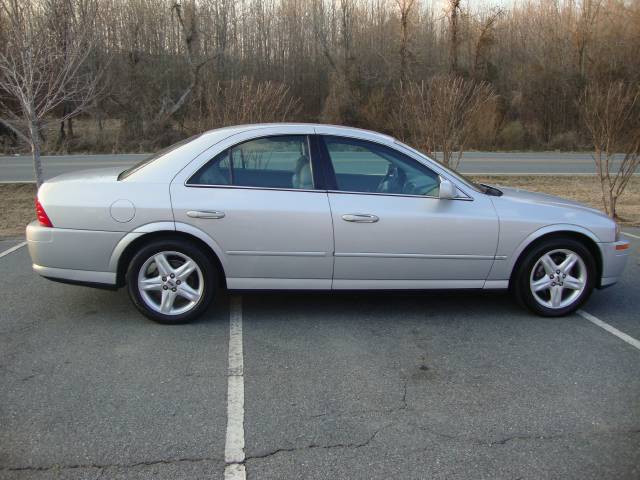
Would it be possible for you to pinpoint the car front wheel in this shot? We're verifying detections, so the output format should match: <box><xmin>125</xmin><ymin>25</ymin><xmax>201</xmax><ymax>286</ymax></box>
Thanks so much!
<box><xmin>126</xmin><ymin>239</ymin><xmax>216</xmax><ymax>324</ymax></box>
<box><xmin>513</xmin><ymin>237</ymin><xmax>596</xmax><ymax>317</ymax></box>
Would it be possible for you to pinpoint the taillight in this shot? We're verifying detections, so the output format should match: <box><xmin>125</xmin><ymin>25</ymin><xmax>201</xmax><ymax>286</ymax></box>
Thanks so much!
<box><xmin>35</xmin><ymin>198</ymin><xmax>53</xmax><ymax>227</ymax></box>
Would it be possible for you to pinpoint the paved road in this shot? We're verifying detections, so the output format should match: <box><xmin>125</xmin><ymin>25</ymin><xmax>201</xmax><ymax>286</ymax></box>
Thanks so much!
<box><xmin>0</xmin><ymin>152</ymin><xmax>631</xmax><ymax>182</ymax></box>
<box><xmin>1</xmin><ymin>230</ymin><xmax>639</xmax><ymax>479</ymax></box>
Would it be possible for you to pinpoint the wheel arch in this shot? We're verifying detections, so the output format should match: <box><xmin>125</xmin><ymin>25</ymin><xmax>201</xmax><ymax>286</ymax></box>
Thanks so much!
<box><xmin>508</xmin><ymin>225</ymin><xmax>603</xmax><ymax>288</ymax></box>
<box><xmin>111</xmin><ymin>222</ymin><xmax>228</xmax><ymax>288</ymax></box>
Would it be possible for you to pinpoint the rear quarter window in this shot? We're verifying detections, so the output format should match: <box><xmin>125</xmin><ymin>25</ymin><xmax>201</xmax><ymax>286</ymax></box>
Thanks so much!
<box><xmin>118</xmin><ymin>134</ymin><xmax>202</xmax><ymax>180</ymax></box>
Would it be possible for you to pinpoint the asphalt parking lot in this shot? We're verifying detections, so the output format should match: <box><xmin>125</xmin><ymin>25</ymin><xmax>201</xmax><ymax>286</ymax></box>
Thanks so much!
<box><xmin>1</xmin><ymin>231</ymin><xmax>639</xmax><ymax>479</ymax></box>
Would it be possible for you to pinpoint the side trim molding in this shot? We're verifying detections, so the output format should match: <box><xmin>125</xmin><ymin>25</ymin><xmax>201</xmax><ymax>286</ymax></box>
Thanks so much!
<box><xmin>334</xmin><ymin>252</ymin><xmax>498</xmax><ymax>260</ymax></box>
<box><xmin>227</xmin><ymin>277</ymin><xmax>332</xmax><ymax>289</ymax></box>
<box><xmin>332</xmin><ymin>279</ymin><xmax>485</xmax><ymax>290</ymax></box>
<box><xmin>227</xmin><ymin>250</ymin><xmax>327</xmax><ymax>257</ymax></box>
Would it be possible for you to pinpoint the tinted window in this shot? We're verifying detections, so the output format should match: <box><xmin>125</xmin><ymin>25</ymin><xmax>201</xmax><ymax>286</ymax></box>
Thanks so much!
<box><xmin>189</xmin><ymin>135</ymin><xmax>313</xmax><ymax>190</ymax></box>
<box><xmin>323</xmin><ymin>136</ymin><xmax>440</xmax><ymax>196</ymax></box>
<box><xmin>394</xmin><ymin>140</ymin><xmax>484</xmax><ymax>194</ymax></box>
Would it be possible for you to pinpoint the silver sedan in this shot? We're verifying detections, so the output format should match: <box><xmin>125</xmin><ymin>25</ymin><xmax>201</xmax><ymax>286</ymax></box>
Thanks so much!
<box><xmin>26</xmin><ymin>124</ymin><xmax>631</xmax><ymax>323</ymax></box>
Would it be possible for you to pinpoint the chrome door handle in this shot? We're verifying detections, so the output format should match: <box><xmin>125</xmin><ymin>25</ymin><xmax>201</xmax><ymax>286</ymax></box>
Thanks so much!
<box><xmin>342</xmin><ymin>213</ymin><xmax>379</xmax><ymax>223</ymax></box>
<box><xmin>186</xmin><ymin>210</ymin><xmax>225</xmax><ymax>219</ymax></box>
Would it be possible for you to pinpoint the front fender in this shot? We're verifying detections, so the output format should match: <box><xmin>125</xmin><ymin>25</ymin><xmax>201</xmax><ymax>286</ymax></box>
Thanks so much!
<box><xmin>487</xmin><ymin>223</ymin><xmax>601</xmax><ymax>282</ymax></box>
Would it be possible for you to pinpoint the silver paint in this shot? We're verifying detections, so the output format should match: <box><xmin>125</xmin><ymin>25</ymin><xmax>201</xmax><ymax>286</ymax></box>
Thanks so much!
<box><xmin>26</xmin><ymin>123</ymin><xmax>630</xmax><ymax>299</ymax></box>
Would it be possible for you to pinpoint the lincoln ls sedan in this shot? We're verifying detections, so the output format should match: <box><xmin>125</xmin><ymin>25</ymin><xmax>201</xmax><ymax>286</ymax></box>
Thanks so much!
<box><xmin>26</xmin><ymin>124</ymin><xmax>631</xmax><ymax>323</ymax></box>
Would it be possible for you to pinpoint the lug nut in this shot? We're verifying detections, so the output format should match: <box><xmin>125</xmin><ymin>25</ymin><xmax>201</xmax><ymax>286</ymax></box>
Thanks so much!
<box><xmin>162</xmin><ymin>276</ymin><xmax>166</xmax><ymax>281</ymax></box>
<box><xmin>163</xmin><ymin>285</ymin><xmax>168</xmax><ymax>290</ymax></box>
<box><xmin>562</xmin><ymin>273</ymin><xmax>566</xmax><ymax>278</ymax></box>
<box><xmin>549</xmin><ymin>274</ymin><xmax>554</xmax><ymax>279</ymax></box>
<box><xmin>170</xmin><ymin>273</ymin><xmax>175</xmax><ymax>278</ymax></box>
<box><xmin>172</xmin><ymin>287</ymin><xmax>177</xmax><ymax>292</ymax></box>
<box><xmin>176</xmin><ymin>280</ymin><xmax>181</xmax><ymax>285</ymax></box>
<box><xmin>551</xmin><ymin>282</ymin><xmax>556</xmax><ymax>286</ymax></box>
<box><xmin>556</xmin><ymin>270</ymin><xmax>560</xmax><ymax>274</ymax></box>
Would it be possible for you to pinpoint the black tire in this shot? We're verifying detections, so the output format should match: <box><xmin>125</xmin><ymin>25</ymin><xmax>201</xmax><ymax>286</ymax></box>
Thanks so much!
<box><xmin>126</xmin><ymin>238</ymin><xmax>217</xmax><ymax>324</ymax></box>
<box><xmin>512</xmin><ymin>237</ymin><xmax>596</xmax><ymax>317</ymax></box>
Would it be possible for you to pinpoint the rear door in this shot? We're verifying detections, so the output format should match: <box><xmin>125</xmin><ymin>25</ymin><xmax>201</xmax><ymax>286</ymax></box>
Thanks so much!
<box><xmin>170</xmin><ymin>128</ymin><xmax>334</xmax><ymax>289</ymax></box>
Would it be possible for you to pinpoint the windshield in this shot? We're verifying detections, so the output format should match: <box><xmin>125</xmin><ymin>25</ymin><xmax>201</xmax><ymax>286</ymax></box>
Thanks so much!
<box><xmin>393</xmin><ymin>141</ymin><xmax>488</xmax><ymax>194</ymax></box>
<box><xmin>118</xmin><ymin>134</ymin><xmax>202</xmax><ymax>180</ymax></box>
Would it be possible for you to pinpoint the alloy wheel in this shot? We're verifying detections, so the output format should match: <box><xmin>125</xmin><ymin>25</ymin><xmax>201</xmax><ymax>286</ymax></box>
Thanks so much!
<box><xmin>137</xmin><ymin>251</ymin><xmax>204</xmax><ymax>315</ymax></box>
<box><xmin>529</xmin><ymin>248</ymin><xmax>587</xmax><ymax>310</ymax></box>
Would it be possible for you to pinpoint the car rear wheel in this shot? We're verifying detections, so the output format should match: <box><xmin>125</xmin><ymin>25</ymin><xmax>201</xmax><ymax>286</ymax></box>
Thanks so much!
<box><xmin>513</xmin><ymin>237</ymin><xmax>596</xmax><ymax>317</ymax></box>
<box><xmin>126</xmin><ymin>239</ymin><xmax>216</xmax><ymax>324</ymax></box>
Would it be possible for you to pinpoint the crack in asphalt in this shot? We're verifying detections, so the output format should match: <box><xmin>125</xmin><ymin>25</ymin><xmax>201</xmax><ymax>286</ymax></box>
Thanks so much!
<box><xmin>488</xmin><ymin>429</ymin><xmax>640</xmax><ymax>446</ymax></box>
<box><xmin>302</xmin><ymin>369</ymin><xmax>640</xmax><ymax>455</ymax></box>
<box><xmin>245</xmin><ymin>422</ymin><xmax>640</xmax><ymax>463</ymax></box>
<box><xmin>289</xmin><ymin>375</ymin><xmax>413</xmax><ymax>463</ymax></box>
<box><xmin>0</xmin><ymin>455</ymin><xmax>222</xmax><ymax>473</ymax></box>
<box><xmin>415</xmin><ymin>425</ymin><xmax>640</xmax><ymax>447</ymax></box>
<box><xmin>245</xmin><ymin>423</ymin><xmax>392</xmax><ymax>461</ymax></box>
<box><xmin>400</xmin><ymin>376</ymin><xmax>408</xmax><ymax>410</ymax></box>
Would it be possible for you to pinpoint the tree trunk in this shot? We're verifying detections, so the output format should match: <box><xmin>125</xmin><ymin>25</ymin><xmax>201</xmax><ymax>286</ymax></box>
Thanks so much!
<box><xmin>29</xmin><ymin>120</ymin><xmax>44</xmax><ymax>188</ymax></box>
<box><xmin>609</xmin><ymin>190</ymin><xmax>617</xmax><ymax>220</ymax></box>
<box><xmin>399</xmin><ymin>6</ymin><xmax>409</xmax><ymax>86</ymax></box>
<box><xmin>59</xmin><ymin>119</ymin><xmax>66</xmax><ymax>145</ymax></box>
<box><xmin>449</xmin><ymin>1</ymin><xmax>460</xmax><ymax>74</ymax></box>
<box><xmin>442</xmin><ymin>148</ymin><xmax>451</xmax><ymax>168</ymax></box>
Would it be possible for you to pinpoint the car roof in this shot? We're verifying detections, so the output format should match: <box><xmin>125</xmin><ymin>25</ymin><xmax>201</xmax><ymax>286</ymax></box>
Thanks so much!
<box><xmin>198</xmin><ymin>123</ymin><xmax>396</xmax><ymax>143</ymax></box>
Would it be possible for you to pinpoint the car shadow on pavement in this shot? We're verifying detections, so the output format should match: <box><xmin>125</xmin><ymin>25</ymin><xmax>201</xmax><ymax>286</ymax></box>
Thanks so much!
<box><xmin>240</xmin><ymin>290</ymin><xmax>528</xmax><ymax>324</ymax></box>
<box><xmin>47</xmin><ymin>284</ymin><xmax>231</xmax><ymax>326</ymax></box>
<box><xmin>52</xmin><ymin>284</ymin><xmax>535</xmax><ymax>326</ymax></box>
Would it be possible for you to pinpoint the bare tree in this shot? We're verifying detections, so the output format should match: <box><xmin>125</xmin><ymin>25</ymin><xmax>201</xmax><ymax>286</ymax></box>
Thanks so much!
<box><xmin>580</xmin><ymin>81</ymin><xmax>640</xmax><ymax>219</ymax></box>
<box><xmin>204</xmin><ymin>77</ymin><xmax>301</xmax><ymax>128</ymax></box>
<box><xmin>574</xmin><ymin>0</ymin><xmax>601</xmax><ymax>82</ymax></box>
<box><xmin>448</xmin><ymin>0</ymin><xmax>461</xmax><ymax>74</ymax></box>
<box><xmin>153</xmin><ymin>1</ymin><xmax>211</xmax><ymax>129</ymax></box>
<box><xmin>317</xmin><ymin>0</ymin><xmax>359</xmax><ymax>124</ymax></box>
<box><xmin>0</xmin><ymin>0</ymin><xmax>101</xmax><ymax>186</ymax></box>
<box><xmin>396</xmin><ymin>0</ymin><xmax>415</xmax><ymax>86</ymax></box>
<box><xmin>472</xmin><ymin>8</ymin><xmax>502</xmax><ymax>81</ymax></box>
<box><xmin>402</xmin><ymin>75</ymin><xmax>496</xmax><ymax>169</ymax></box>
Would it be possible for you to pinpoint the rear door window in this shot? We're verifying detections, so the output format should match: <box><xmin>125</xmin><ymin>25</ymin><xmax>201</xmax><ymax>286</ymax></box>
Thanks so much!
<box><xmin>188</xmin><ymin>135</ymin><xmax>314</xmax><ymax>190</ymax></box>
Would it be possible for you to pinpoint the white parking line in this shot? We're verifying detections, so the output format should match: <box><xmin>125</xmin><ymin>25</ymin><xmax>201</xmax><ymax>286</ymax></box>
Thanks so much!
<box><xmin>578</xmin><ymin>310</ymin><xmax>640</xmax><ymax>351</ymax></box>
<box><xmin>224</xmin><ymin>296</ymin><xmax>246</xmax><ymax>480</ymax></box>
<box><xmin>0</xmin><ymin>241</ymin><xmax>27</xmax><ymax>259</ymax></box>
<box><xmin>623</xmin><ymin>231</ymin><xmax>640</xmax><ymax>240</ymax></box>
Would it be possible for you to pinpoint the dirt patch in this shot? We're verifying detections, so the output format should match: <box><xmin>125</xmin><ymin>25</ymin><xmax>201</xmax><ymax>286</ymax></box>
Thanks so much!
<box><xmin>1</xmin><ymin>176</ymin><xmax>637</xmax><ymax>238</ymax></box>
<box><xmin>1</xmin><ymin>183</ymin><xmax>36</xmax><ymax>238</ymax></box>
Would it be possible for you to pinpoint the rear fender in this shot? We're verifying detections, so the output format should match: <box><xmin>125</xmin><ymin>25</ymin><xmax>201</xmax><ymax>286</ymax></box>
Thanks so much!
<box><xmin>108</xmin><ymin>221</ymin><xmax>228</xmax><ymax>273</ymax></box>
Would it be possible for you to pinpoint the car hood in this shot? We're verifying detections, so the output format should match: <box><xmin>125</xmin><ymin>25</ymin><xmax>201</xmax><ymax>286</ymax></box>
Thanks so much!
<box><xmin>45</xmin><ymin>166</ymin><xmax>124</xmax><ymax>184</ymax></box>
<box><xmin>496</xmin><ymin>186</ymin><xmax>606</xmax><ymax>216</ymax></box>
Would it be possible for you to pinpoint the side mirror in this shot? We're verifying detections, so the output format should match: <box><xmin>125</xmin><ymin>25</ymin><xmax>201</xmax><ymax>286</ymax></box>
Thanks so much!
<box><xmin>438</xmin><ymin>178</ymin><xmax>456</xmax><ymax>199</ymax></box>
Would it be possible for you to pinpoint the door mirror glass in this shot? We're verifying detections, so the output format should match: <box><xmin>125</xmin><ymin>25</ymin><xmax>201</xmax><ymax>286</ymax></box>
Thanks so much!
<box><xmin>438</xmin><ymin>178</ymin><xmax>456</xmax><ymax>199</ymax></box>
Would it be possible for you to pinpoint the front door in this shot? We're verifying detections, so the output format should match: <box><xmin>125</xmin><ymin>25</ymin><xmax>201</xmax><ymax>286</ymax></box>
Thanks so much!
<box><xmin>319</xmin><ymin>135</ymin><xmax>500</xmax><ymax>289</ymax></box>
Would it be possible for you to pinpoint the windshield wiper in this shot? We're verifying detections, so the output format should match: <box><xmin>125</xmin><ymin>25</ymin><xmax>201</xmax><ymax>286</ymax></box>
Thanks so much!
<box><xmin>480</xmin><ymin>183</ymin><xmax>503</xmax><ymax>196</ymax></box>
